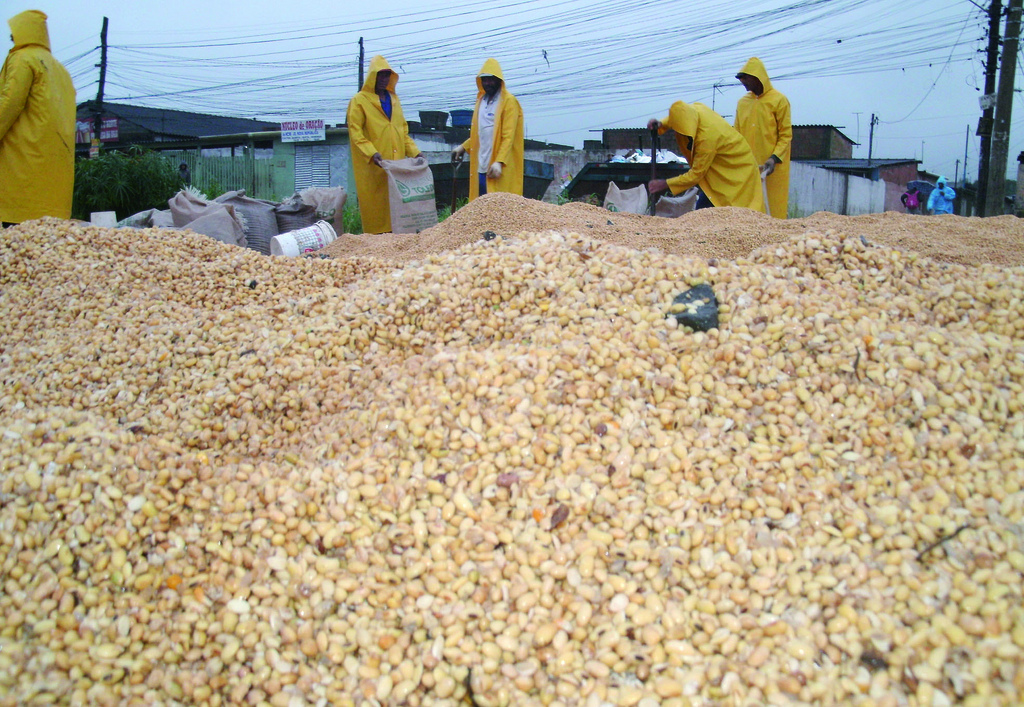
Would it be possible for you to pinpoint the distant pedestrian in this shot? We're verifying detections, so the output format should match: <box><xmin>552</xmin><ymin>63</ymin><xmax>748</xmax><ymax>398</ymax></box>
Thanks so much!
<box><xmin>734</xmin><ymin>57</ymin><xmax>791</xmax><ymax>219</ymax></box>
<box><xmin>901</xmin><ymin>185</ymin><xmax>921</xmax><ymax>214</ymax></box>
<box><xmin>647</xmin><ymin>101</ymin><xmax>764</xmax><ymax>213</ymax></box>
<box><xmin>927</xmin><ymin>176</ymin><xmax>956</xmax><ymax>215</ymax></box>
<box><xmin>450</xmin><ymin>58</ymin><xmax>524</xmax><ymax>201</ymax></box>
<box><xmin>178</xmin><ymin>162</ymin><xmax>191</xmax><ymax>186</ymax></box>
<box><xmin>346</xmin><ymin>55</ymin><xmax>422</xmax><ymax>234</ymax></box>
<box><xmin>0</xmin><ymin>10</ymin><xmax>76</xmax><ymax>226</ymax></box>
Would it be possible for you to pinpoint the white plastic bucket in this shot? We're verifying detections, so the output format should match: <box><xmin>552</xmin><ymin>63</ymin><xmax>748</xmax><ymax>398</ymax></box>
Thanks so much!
<box><xmin>270</xmin><ymin>220</ymin><xmax>337</xmax><ymax>256</ymax></box>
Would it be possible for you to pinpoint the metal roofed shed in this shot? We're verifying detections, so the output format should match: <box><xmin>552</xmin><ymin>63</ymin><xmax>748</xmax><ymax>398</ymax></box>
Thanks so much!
<box><xmin>75</xmin><ymin>101</ymin><xmax>279</xmax><ymax>149</ymax></box>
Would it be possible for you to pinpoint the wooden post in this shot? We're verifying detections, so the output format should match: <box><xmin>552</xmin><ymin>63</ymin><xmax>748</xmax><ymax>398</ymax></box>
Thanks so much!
<box><xmin>92</xmin><ymin>17</ymin><xmax>109</xmax><ymax>156</ymax></box>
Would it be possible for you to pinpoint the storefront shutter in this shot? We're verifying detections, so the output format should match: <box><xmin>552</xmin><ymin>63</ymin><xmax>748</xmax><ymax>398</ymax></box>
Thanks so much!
<box><xmin>294</xmin><ymin>144</ymin><xmax>331</xmax><ymax>191</ymax></box>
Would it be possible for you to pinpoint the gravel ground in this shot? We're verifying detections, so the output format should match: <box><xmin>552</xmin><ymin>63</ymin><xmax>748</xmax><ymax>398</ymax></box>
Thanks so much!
<box><xmin>324</xmin><ymin>192</ymin><xmax>1024</xmax><ymax>267</ymax></box>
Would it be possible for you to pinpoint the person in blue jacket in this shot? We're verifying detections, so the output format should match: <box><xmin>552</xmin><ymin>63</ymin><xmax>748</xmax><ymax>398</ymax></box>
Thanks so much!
<box><xmin>927</xmin><ymin>176</ymin><xmax>956</xmax><ymax>215</ymax></box>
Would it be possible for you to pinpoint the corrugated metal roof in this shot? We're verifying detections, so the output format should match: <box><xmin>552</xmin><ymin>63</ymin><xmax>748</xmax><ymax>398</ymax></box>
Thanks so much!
<box><xmin>77</xmin><ymin>101</ymin><xmax>279</xmax><ymax>139</ymax></box>
<box><xmin>797</xmin><ymin>158</ymin><xmax>919</xmax><ymax>169</ymax></box>
<box><xmin>792</xmin><ymin>125</ymin><xmax>857</xmax><ymax>145</ymax></box>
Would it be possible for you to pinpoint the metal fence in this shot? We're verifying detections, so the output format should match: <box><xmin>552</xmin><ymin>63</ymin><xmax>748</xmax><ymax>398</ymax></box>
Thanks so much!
<box><xmin>161</xmin><ymin>151</ymin><xmax>277</xmax><ymax>201</ymax></box>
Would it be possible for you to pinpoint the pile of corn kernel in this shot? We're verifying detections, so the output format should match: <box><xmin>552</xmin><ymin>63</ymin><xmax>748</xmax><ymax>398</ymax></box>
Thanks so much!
<box><xmin>0</xmin><ymin>218</ymin><xmax>1022</xmax><ymax>707</ymax></box>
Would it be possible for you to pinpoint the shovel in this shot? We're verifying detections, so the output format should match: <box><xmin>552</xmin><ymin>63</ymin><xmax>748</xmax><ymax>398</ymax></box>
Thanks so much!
<box><xmin>648</xmin><ymin>128</ymin><xmax>659</xmax><ymax>215</ymax></box>
<box><xmin>760</xmin><ymin>166</ymin><xmax>772</xmax><ymax>218</ymax></box>
<box><xmin>450</xmin><ymin>152</ymin><xmax>463</xmax><ymax>214</ymax></box>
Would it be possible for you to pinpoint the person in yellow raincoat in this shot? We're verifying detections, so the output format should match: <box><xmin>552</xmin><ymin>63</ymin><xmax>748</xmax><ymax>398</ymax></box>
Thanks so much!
<box><xmin>450</xmin><ymin>58</ymin><xmax>524</xmax><ymax>201</ymax></box>
<box><xmin>0</xmin><ymin>10</ymin><xmax>76</xmax><ymax>226</ymax></box>
<box><xmin>734</xmin><ymin>57</ymin><xmax>792</xmax><ymax>219</ymax></box>
<box><xmin>346</xmin><ymin>55</ymin><xmax>422</xmax><ymax>234</ymax></box>
<box><xmin>647</xmin><ymin>101</ymin><xmax>764</xmax><ymax>213</ymax></box>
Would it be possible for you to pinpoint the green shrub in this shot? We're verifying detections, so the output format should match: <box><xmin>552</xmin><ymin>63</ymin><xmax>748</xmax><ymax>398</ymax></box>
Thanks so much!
<box><xmin>72</xmin><ymin>147</ymin><xmax>181</xmax><ymax>221</ymax></box>
<box><xmin>437</xmin><ymin>197</ymin><xmax>469</xmax><ymax>223</ymax></box>
<box><xmin>554</xmin><ymin>190</ymin><xmax>600</xmax><ymax>206</ymax></box>
<box><xmin>342</xmin><ymin>203</ymin><xmax>362</xmax><ymax>235</ymax></box>
<box><xmin>200</xmin><ymin>178</ymin><xmax>226</xmax><ymax>201</ymax></box>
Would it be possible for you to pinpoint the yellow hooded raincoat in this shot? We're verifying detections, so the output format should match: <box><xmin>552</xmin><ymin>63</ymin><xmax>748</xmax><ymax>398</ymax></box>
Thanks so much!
<box><xmin>734</xmin><ymin>57</ymin><xmax>791</xmax><ymax>219</ymax></box>
<box><xmin>0</xmin><ymin>10</ymin><xmax>76</xmax><ymax>223</ymax></box>
<box><xmin>658</xmin><ymin>101</ymin><xmax>764</xmax><ymax>213</ymax></box>
<box><xmin>346</xmin><ymin>56</ymin><xmax>421</xmax><ymax>234</ymax></box>
<box><xmin>461</xmin><ymin>58</ymin><xmax>524</xmax><ymax>201</ymax></box>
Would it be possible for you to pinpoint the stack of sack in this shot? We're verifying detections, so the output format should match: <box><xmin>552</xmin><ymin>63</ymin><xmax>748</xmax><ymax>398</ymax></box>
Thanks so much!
<box><xmin>117</xmin><ymin>186</ymin><xmax>347</xmax><ymax>256</ymax></box>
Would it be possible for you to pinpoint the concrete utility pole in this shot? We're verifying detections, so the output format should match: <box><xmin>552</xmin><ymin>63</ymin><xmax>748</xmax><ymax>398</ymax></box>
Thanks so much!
<box><xmin>963</xmin><ymin>125</ymin><xmax>970</xmax><ymax>187</ymax></box>
<box><xmin>977</xmin><ymin>0</ymin><xmax>1003</xmax><ymax>214</ymax></box>
<box><xmin>358</xmin><ymin>37</ymin><xmax>364</xmax><ymax>90</ymax></box>
<box><xmin>92</xmin><ymin>17</ymin><xmax>109</xmax><ymax>152</ymax></box>
<box><xmin>1017</xmin><ymin>152</ymin><xmax>1024</xmax><ymax>216</ymax></box>
<box><xmin>985</xmin><ymin>0</ymin><xmax>1023</xmax><ymax>216</ymax></box>
<box><xmin>867</xmin><ymin>114</ymin><xmax>878</xmax><ymax>176</ymax></box>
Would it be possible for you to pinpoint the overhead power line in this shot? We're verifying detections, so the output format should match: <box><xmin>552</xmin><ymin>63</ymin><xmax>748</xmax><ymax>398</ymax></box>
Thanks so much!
<box><xmin>58</xmin><ymin>0</ymin><xmax>1001</xmax><ymax>170</ymax></box>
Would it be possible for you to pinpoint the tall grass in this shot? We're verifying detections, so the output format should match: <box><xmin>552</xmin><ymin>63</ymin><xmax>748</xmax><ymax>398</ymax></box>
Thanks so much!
<box><xmin>72</xmin><ymin>146</ymin><xmax>181</xmax><ymax>221</ymax></box>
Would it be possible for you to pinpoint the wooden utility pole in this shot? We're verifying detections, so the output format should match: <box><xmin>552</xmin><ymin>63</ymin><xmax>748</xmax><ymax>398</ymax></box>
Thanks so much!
<box><xmin>92</xmin><ymin>17</ymin><xmax>109</xmax><ymax>151</ymax></box>
<box><xmin>985</xmin><ymin>0</ymin><xmax>1023</xmax><ymax>216</ymax></box>
<box><xmin>977</xmin><ymin>0</ymin><xmax>1003</xmax><ymax>214</ymax></box>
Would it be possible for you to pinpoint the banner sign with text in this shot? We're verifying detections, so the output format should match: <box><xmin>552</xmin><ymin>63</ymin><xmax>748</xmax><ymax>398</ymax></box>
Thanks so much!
<box><xmin>281</xmin><ymin>119</ymin><xmax>326</xmax><ymax>142</ymax></box>
<box><xmin>75</xmin><ymin>117</ymin><xmax>119</xmax><ymax>144</ymax></box>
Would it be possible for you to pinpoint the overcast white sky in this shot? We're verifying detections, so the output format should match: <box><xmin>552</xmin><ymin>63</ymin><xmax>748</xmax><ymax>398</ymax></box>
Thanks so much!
<box><xmin>6</xmin><ymin>0</ymin><xmax>1017</xmax><ymax>183</ymax></box>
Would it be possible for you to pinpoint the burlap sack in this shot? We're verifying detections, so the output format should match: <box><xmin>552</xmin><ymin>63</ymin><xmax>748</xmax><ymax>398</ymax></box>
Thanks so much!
<box><xmin>169</xmin><ymin>189</ymin><xmax>214</xmax><ymax>228</ymax></box>
<box><xmin>381</xmin><ymin>157</ymin><xmax>438</xmax><ymax>234</ymax></box>
<box><xmin>118</xmin><ymin>208</ymin><xmax>178</xmax><ymax>229</ymax></box>
<box><xmin>604</xmin><ymin>182</ymin><xmax>649</xmax><ymax>214</ymax></box>
<box><xmin>168</xmin><ymin>190</ymin><xmax>246</xmax><ymax>247</ymax></box>
<box><xmin>274</xmin><ymin>194</ymin><xmax>318</xmax><ymax>234</ymax></box>
<box><xmin>118</xmin><ymin>208</ymin><xmax>158</xmax><ymax>228</ymax></box>
<box><xmin>151</xmin><ymin>210</ymin><xmax>176</xmax><ymax>228</ymax></box>
<box><xmin>215</xmin><ymin>190</ymin><xmax>279</xmax><ymax>255</ymax></box>
<box><xmin>299</xmin><ymin>187</ymin><xmax>347</xmax><ymax>236</ymax></box>
<box><xmin>655</xmin><ymin>188</ymin><xmax>699</xmax><ymax>218</ymax></box>
<box><xmin>184</xmin><ymin>205</ymin><xmax>247</xmax><ymax>247</ymax></box>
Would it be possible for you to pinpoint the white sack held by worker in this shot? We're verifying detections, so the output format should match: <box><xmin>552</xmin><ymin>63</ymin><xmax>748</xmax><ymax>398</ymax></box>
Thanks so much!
<box><xmin>382</xmin><ymin>157</ymin><xmax>438</xmax><ymax>234</ymax></box>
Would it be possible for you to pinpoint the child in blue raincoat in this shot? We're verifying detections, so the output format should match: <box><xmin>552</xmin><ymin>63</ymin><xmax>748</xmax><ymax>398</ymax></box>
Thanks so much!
<box><xmin>927</xmin><ymin>177</ymin><xmax>956</xmax><ymax>215</ymax></box>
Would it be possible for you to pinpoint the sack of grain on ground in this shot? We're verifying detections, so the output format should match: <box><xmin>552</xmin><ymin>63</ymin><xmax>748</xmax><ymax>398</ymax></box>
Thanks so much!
<box><xmin>168</xmin><ymin>189</ymin><xmax>247</xmax><ymax>247</ymax></box>
<box><xmin>215</xmin><ymin>190</ymin><xmax>280</xmax><ymax>256</ymax></box>
<box><xmin>299</xmin><ymin>186</ymin><xmax>347</xmax><ymax>237</ymax></box>
<box><xmin>655</xmin><ymin>188</ymin><xmax>699</xmax><ymax>218</ymax></box>
<box><xmin>604</xmin><ymin>181</ymin><xmax>649</xmax><ymax>214</ymax></box>
<box><xmin>274</xmin><ymin>193</ymin><xmax>318</xmax><ymax>234</ymax></box>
